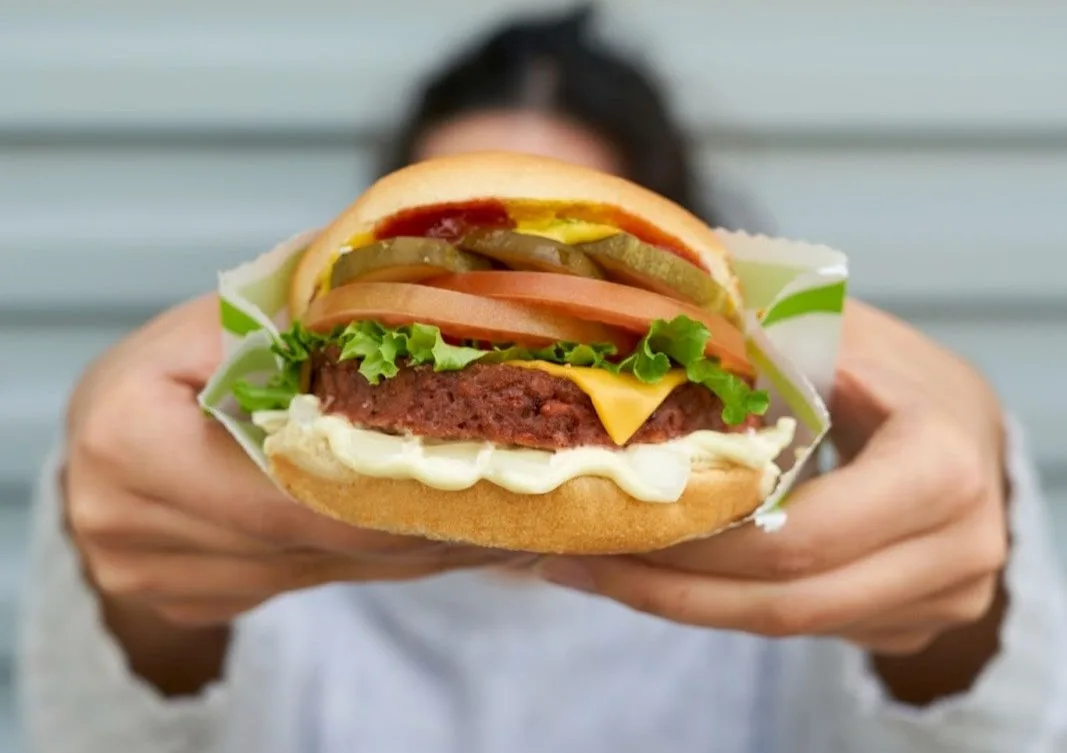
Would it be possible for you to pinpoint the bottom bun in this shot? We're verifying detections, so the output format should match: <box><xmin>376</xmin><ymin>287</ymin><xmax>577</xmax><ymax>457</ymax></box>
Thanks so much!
<box><xmin>268</xmin><ymin>451</ymin><xmax>765</xmax><ymax>554</ymax></box>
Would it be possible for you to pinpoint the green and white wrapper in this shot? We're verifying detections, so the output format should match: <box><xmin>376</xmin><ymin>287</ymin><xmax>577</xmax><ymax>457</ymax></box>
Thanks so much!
<box><xmin>198</xmin><ymin>227</ymin><xmax>848</xmax><ymax>534</ymax></box>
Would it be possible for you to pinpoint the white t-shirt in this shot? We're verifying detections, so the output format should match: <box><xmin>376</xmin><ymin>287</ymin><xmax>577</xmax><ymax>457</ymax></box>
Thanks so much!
<box><xmin>15</xmin><ymin>419</ymin><xmax>1067</xmax><ymax>752</ymax></box>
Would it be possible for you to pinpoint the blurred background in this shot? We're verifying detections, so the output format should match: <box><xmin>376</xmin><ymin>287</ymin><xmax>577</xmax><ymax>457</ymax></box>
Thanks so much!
<box><xmin>1</xmin><ymin>1</ymin><xmax>1065</xmax><ymax>750</ymax></box>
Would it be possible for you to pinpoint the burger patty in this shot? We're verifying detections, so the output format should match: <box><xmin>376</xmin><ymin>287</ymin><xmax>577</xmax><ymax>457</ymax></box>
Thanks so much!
<box><xmin>309</xmin><ymin>348</ymin><xmax>761</xmax><ymax>450</ymax></box>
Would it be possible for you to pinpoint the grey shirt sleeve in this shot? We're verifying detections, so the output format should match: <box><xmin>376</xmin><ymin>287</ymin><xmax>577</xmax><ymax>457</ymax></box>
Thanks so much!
<box><xmin>14</xmin><ymin>441</ymin><xmax>230</xmax><ymax>753</ymax></box>
<box><xmin>781</xmin><ymin>416</ymin><xmax>1067</xmax><ymax>752</ymax></box>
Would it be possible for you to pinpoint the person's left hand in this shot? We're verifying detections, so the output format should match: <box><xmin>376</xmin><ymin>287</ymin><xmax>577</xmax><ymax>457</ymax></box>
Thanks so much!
<box><xmin>536</xmin><ymin>300</ymin><xmax>1010</xmax><ymax>656</ymax></box>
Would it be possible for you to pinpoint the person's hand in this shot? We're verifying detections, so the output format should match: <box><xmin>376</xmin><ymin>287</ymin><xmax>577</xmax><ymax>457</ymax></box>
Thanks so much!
<box><xmin>64</xmin><ymin>294</ymin><xmax>515</xmax><ymax>630</ymax></box>
<box><xmin>536</xmin><ymin>300</ymin><xmax>1010</xmax><ymax>657</ymax></box>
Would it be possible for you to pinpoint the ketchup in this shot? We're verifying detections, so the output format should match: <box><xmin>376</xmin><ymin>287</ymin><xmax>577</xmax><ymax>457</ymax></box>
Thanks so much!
<box><xmin>373</xmin><ymin>200</ymin><xmax>703</xmax><ymax>270</ymax></box>
<box><xmin>375</xmin><ymin>200</ymin><xmax>514</xmax><ymax>243</ymax></box>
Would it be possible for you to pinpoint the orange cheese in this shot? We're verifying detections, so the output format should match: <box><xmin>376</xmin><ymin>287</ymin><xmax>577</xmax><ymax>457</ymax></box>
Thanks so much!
<box><xmin>508</xmin><ymin>361</ymin><xmax>688</xmax><ymax>445</ymax></box>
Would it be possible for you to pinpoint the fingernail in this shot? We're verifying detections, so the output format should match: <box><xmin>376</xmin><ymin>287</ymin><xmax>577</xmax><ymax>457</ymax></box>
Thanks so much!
<box><xmin>535</xmin><ymin>558</ymin><xmax>595</xmax><ymax>593</ymax></box>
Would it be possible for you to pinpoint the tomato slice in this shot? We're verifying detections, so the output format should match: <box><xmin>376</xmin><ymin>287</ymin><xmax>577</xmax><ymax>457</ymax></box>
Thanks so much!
<box><xmin>424</xmin><ymin>272</ymin><xmax>753</xmax><ymax>376</ymax></box>
<box><xmin>303</xmin><ymin>281</ymin><xmax>635</xmax><ymax>351</ymax></box>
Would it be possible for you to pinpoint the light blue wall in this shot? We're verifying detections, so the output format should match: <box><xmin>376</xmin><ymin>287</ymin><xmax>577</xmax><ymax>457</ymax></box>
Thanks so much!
<box><xmin>2</xmin><ymin>2</ymin><xmax>1065</xmax><ymax>749</ymax></box>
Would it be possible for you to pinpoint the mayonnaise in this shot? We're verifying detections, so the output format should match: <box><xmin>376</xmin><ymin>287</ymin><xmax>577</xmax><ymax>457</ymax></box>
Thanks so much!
<box><xmin>254</xmin><ymin>395</ymin><xmax>795</xmax><ymax>503</ymax></box>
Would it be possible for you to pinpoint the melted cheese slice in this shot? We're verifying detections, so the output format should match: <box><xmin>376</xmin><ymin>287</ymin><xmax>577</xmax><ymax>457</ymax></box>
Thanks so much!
<box><xmin>507</xmin><ymin>361</ymin><xmax>689</xmax><ymax>445</ymax></box>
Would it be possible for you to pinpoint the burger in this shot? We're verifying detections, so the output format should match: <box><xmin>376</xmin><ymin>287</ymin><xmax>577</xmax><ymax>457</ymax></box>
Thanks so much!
<box><xmin>235</xmin><ymin>151</ymin><xmax>795</xmax><ymax>554</ymax></box>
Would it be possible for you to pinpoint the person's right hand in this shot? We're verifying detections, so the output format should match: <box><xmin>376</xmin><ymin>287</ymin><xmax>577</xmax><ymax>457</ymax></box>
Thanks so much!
<box><xmin>63</xmin><ymin>293</ymin><xmax>516</xmax><ymax>630</ymax></box>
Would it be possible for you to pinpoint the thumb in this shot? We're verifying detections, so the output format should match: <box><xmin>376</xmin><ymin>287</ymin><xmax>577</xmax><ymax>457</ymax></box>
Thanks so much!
<box><xmin>155</xmin><ymin>293</ymin><xmax>226</xmax><ymax>387</ymax></box>
<box><xmin>829</xmin><ymin>356</ymin><xmax>928</xmax><ymax>464</ymax></box>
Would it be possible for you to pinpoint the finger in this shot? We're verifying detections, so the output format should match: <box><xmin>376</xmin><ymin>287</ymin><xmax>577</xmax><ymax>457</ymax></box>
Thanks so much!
<box><xmin>828</xmin><ymin>338</ymin><xmax>928</xmax><ymax>462</ymax></box>
<box><xmin>88</xmin><ymin>549</ymin><xmax>341</xmax><ymax>600</ymax></box>
<box><xmin>90</xmin><ymin>547</ymin><xmax>520</xmax><ymax>602</ymax></box>
<box><xmin>834</xmin><ymin>301</ymin><xmax>1003</xmax><ymax>463</ymax></box>
<box><xmin>644</xmin><ymin>410</ymin><xmax>981</xmax><ymax>580</ymax></box>
<box><xmin>130</xmin><ymin>292</ymin><xmax>224</xmax><ymax>386</ymax></box>
<box><xmin>831</xmin><ymin>574</ymin><xmax>998</xmax><ymax>636</ymax></box>
<box><xmin>68</xmin><ymin>484</ymin><xmax>288</xmax><ymax>556</ymax></box>
<box><xmin>132</xmin><ymin>494</ymin><xmax>295</xmax><ymax>555</ymax></box>
<box><xmin>538</xmin><ymin>514</ymin><xmax>1001</xmax><ymax>637</ymax></box>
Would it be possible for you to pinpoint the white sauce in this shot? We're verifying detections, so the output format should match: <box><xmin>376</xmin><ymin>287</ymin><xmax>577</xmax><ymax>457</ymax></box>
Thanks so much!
<box><xmin>254</xmin><ymin>395</ymin><xmax>796</xmax><ymax>503</ymax></box>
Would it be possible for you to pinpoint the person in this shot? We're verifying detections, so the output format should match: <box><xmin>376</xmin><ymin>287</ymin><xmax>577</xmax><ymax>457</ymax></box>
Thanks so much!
<box><xmin>16</xmin><ymin>7</ymin><xmax>1067</xmax><ymax>752</ymax></box>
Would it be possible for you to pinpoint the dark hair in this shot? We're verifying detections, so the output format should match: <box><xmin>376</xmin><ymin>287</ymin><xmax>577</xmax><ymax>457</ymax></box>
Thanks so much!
<box><xmin>379</xmin><ymin>4</ymin><xmax>720</xmax><ymax>226</ymax></box>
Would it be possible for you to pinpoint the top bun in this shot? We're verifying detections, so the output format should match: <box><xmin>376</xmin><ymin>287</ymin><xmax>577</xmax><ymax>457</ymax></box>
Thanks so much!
<box><xmin>289</xmin><ymin>151</ymin><xmax>741</xmax><ymax>319</ymax></box>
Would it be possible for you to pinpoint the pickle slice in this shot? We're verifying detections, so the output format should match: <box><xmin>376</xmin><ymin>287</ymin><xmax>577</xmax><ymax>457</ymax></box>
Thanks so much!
<box><xmin>457</xmin><ymin>228</ymin><xmax>604</xmax><ymax>279</ymax></box>
<box><xmin>330</xmin><ymin>237</ymin><xmax>492</xmax><ymax>288</ymax></box>
<box><xmin>577</xmin><ymin>233</ymin><xmax>737</xmax><ymax>321</ymax></box>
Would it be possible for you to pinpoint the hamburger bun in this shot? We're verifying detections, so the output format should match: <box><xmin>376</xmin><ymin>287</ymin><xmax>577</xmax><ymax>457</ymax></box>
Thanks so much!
<box><xmin>258</xmin><ymin>150</ymin><xmax>785</xmax><ymax>555</ymax></box>
<box><xmin>267</xmin><ymin>444</ymin><xmax>767</xmax><ymax>555</ymax></box>
<box><xmin>289</xmin><ymin>151</ymin><xmax>742</xmax><ymax>320</ymax></box>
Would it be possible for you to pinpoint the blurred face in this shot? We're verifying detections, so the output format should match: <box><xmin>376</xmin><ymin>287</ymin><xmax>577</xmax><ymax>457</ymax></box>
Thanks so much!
<box><xmin>413</xmin><ymin>109</ymin><xmax>623</xmax><ymax>174</ymax></box>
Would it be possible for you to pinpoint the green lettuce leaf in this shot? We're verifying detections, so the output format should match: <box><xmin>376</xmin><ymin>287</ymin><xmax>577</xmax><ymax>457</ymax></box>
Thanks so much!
<box><xmin>687</xmin><ymin>359</ymin><xmax>770</xmax><ymax>425</ymax></box>
<box><xmin>430</xmin><ymin>338</ymin><xmax>486</xmax><ymax>371</ymax></box>
<box><xmin>645</xmin><ymin>316</ymin><xmax>709</xmax><ymax>365</ymax></box>
<box><xmin>230</xmin><ymin>322</ymin><xmax>326</xmax><ymax>413</ymax></box>
<box><xmin>605</xmin><ymin>315</ymin><xmax>766</xmax><ymax>425</ymax></box>
<box><xmin>611</xmin><ymin>338</ymin><xmax>671</xmax><ymax>382</ymax></box>
<box><xmin>231</xmin><ymin>315</ymin><xmax>769</xmax><ymax>426</ymax></box>
<box><xmin>230</xmin><ymin>377</ymin><xmax>300</xmax><ymax>414</ymax></box>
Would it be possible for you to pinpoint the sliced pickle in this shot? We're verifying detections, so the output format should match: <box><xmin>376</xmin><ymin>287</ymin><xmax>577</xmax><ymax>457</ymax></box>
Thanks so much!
<box><xmin>576</xmin><ymin>233</ymin><xmax>738</xmax><ymax>321</ymax></box>
<box><xmin>330</xmin><ymin>237</ymin><xmax>491</xmax><ymax>289</ymax></box>
<box><xmin>457</xmin><ymin>228</ymin><xmax>605</xmax><ymax>279</ymax></box>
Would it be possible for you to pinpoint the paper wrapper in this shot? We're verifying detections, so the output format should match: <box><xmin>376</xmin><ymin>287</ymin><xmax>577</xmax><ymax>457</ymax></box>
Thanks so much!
<box><xmin>198</xmin><ymin>228</ymin><xmax>848</xmax><ymax>534</ymax></box>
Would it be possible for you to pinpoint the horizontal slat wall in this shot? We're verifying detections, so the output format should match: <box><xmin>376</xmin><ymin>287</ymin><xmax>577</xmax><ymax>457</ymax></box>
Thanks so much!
<box><xmin>1</xmin><ymin>4</ymin><xmax>1065</xmax><ymax>749</ymax></box>
<box><xmin>4</xmin><ymin>2</ymin><xmax>1067</xmax><ymax>132</ymax></box>
<box><xmin>1</xmin><ymin>147</ymin><xmax>358</xmax><ymax>315</ymax></box>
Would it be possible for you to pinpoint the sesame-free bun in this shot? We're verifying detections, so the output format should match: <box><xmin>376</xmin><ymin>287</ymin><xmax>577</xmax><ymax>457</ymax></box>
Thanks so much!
<box><xmin>289</xmin><ymin>151</ymin><xmax>741</xmax><ymax>320</ymax></box>
<box><xmin>265</xmin><ymin>445</ymin><xmax>765</xmax><ymax>555</ymax></box>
